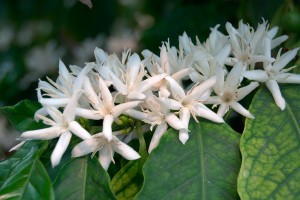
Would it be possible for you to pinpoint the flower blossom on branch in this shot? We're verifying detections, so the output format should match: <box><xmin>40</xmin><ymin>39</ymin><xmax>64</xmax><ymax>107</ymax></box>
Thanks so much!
<box><xmin>10</xmin><ymin>20</ymin><xmax>300</xmax><ymax>170</ymax></box>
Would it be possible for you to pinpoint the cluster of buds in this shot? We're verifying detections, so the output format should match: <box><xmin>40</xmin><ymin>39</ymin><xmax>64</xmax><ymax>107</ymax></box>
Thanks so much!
<box><xmin>13</xmin><ymin>20</ymin><xmax>300</xmax><ymax>170</ymax></box>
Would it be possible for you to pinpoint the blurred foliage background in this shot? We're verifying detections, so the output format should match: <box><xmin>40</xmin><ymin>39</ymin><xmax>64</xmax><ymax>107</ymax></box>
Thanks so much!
<box><xmin>0</xmin><ymin>0</ymin><xmax>300</xmax><ymax>159</ymax></box>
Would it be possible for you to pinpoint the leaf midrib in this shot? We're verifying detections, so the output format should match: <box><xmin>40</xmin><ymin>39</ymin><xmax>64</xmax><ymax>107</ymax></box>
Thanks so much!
<box><xmin>82</xmin><ymin>157</ymin><xmax>88</xmax><ymax>200</ymax></box>
<box><xmin>19</xmin><ymin>150</ymin><xmax>39</xmax><ymax>199</ymax></box>
<box><xmin>196</xmin><ymin>123</ymin><xmax>206</xmax><ymax>200</ymax></box>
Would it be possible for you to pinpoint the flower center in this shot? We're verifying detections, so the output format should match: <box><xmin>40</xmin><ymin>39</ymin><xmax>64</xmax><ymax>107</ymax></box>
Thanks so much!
<box><xmin>267</xmin><ymin>69</ymin><xmax>276</xmax><ymax>79</ymax></box>
<box><xmin>222</xmin><ymin>91</ymin><xmax>236</xmax><ymax>103</ymax></box>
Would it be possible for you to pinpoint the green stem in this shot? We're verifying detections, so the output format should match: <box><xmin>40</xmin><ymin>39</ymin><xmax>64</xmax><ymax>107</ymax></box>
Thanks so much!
<box><xmin>135</xmin><ymin>120</ymin><xmax>147</xmax><ymax>158</ymax></box>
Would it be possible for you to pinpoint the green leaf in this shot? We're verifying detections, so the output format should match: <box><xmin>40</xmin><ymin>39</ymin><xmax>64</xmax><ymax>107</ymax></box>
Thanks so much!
<box><xmin>53</xmin><ymin>156</ymin><xmax>117</xmax><ymax>200</ymax></box>
<box><xmin>0</xmin><ymin>141</ymin><xmax>54</xmax><ymax>200</ymax></box>
<box><xmin>238</xmin><ymin>85</ymin><xmax>300</xmax><ymax>199</ymax></box>
<box><xmin>111</xmin><ymin>159</ymin><xmax>145</xmax><ymax>200</ymax></box>
<box><xmin>135</xmin><ymin>119</ymin><xmax>241</xmax><ymax>200</ymax></box>
<box><xmin>111</xmin><ymin>121</ymin><xmax>148</xmax><ymax>200</ymax></box>
<box><xmin>0</xmin><ymin>100</ymin><xmax>43</xmax><ymax>132</ymax></box>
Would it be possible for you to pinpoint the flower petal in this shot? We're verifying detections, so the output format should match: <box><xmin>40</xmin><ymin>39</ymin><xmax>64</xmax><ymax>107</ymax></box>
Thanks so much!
<box><xmin>160</xmin><ymin>45</ymin><xmax>170</xmax><ymax>74</ymax></box>
<box><xmin>58</xmin><ymin>60</ymin><xmax>70</xmax><ymax>80</ymax></box>
<box><xmin>20</xmin><ymin>126</ymin><xmax>60</xmax><ymax>140</ymax></box>
<box><xmin>9</xmin><ymin>141</ymin><xmax>26</xmax><ymax>152</ymax></box>
<box><xmin>113</xmin><ymin>101</ymin><xmax>141</xmax><ymax>117</ymax></box>
<box><xmin>127</xmin><ymin>53</ymin><xmax>141</xmax><ymax>87</ymax></box>
<box><xmin>72</xmin><ymin>138</ymin><xmax>98</xmax><ymax>157</ymax></box>
<box><xmin>215</xmin><ymin>44</ymin><xmax>231</xmax><ymax>66</ymax></box>
<box><xmin>72</xmin><ymin>64</ymin><xmax>93</xmax><ymax>92</ymax></box>
<box><xmin>236</xmin><ymin>82</ymin><xmax>259</xmax><ymax>101</ymax></box>
<box><xmin>214</xmin><ymin>67</ymin><xmax>225</xmax><ymax>95</ymax></box>
<box><xmin>98</xmin><ymin>146</ymin><xmax>113</xmax><ymax>170</ymax></box>
<box><xmin>179</xmin><ymin>129</ymin><xmax>189</xmax><ymax>145</ymax></box>
<box><xmin>98</xmin><ymin>76</ymin><xmax>114</xmax><ymax>108</ymax></box>
<box><xmin>195</xmin><ymin>104</ymin><xmax>224</xmax><ymax>123</ymax></box>
<box><xmin>243</xmin><ymin>70</ymin><xmax>268</xmax><ymax>82</ymax></box>
<box><xmin>139</xmin><ymin>73</ymin><xmax>166</xmax><ymax>93</ymax></box>
<box><xmin>165</xmin><ymin>113</ymin><xmax>185</xmax><ymax>130</ymax></box>
<box><xmin>225</xmin><ymin>61</ymin><xmax>243</xmax><ymax>89</ymax></box>
<box><xmin>99</xmin><ymin>66</ymin><xmax>127</xmax><ymax>95</ymax></box>
<box><xmin>158</xmin><ymin>97</ymin><xmax>182</xmax><ymax>110</ymax></box>
<box><xmin>113</xmin><ymin>139</ymin><xmax>140</xmax><ymax>160</ymax></box>
<box><xmin>217</xmin><ymin>103</ymin><xmax>229</xmax><ymax>117</ymax></box>
<box><xmin>124</xmin><ymin>109</ymin><xmax>151</xmax><ymax>121</ymax></box>
<box><xmin>148</xmin><ymin>123</ymin><xmax>168</xmax><ymax>153</ymax></box>
<box><xmin>51</xmin><ymin>131</ymin><xmax>72</xmax><ymax>167</ymax></box>
<box><xmin>250</xmin><ymin>22</ymin><xmax>266</xmax><ymax>52</ymax></box>
<box><xmin>179</xmin><ymin>107</ymin><xmax>190</xmax><ymax>144</ymax></box>
<box><xmin>103</xmin><ymin>115</ymin><xmax>114</xmax><ymax>141</ymax></box>
<box><xmin>273</xmin><ymin>48</ymin><xmax>299</xmax><ymax>71</ymax></box>
<box><xmin>75</xmin><ymin>108</ymin><xmax>103</xmax><ymax>120</ymax></box>
<box><xmin>275</xmin><ymin>73</ymin><xmax>300</xmax><ymax>84</ymax></box>
<box><xmin>205</xmin><ymin>96</ymin><xmax>222</xmax><ymax>105</ymax></box>
<box><xmin>230</xmin><ymin>102</ymin><xmax>254</xmax><ymax>119</ymax></box>
<box><xmin>171</xmin><ymin>68</ymin><xmax>191</xmax><ymax>81</ymax></box>
<box><xmin>165</xmin><ymin>76</ymin><xmax>185</xmax><ymax>100</ymax></box>
<box><xmin>266</xmin><ymin>80</ymin><xmax>285</xmax><ymax>110</ymax></box>
<box><xmin>180</xmin><ymin>107</ymin><xmax>190</xmax><ymax>128</ymax></box>
<box><xmin>83</xmin><ymin>77</ymin><xmax>100</xmax><ymax>105</ymax></box>
<box><xmin>34</xmin><ymin>107</ymin><xmax>48</xmax><ymax>121</ymax></box>
<box><xmin>127</xmin><ymin>91</ymin><xmax>146</xmax><ymax>100</ymax></box>
<box><xmin>188</xmin><ymin>76</ymin><xmax>216</xmax><ymax>100</ymax></box>
<box><xmin>46</xmin><ymin>107</ymin><xmax>63</xmax><ymax>123</ymax></box>
<box><xmin>94</xmin><ymin>47</ymin><xmax>108</xmax><ymax>64</ymax></box>
<box><xmin>39</xmin><ymin>98</ymin><xmax>70</xmax><ymax>107</ymax></box>
<box><xmin>63</xmin><ymin>91</ymin><xmax>82</xmax><ymax>122</ymax></box>
<box><xmin>271</xmin><ymin>35</ymin><xmax>288</xmax><ymax>49</ymax></box>
<box><xmin>69</xmin><ymin>121</ymin><xmax>92</xmax><ymax>140</ymax></box>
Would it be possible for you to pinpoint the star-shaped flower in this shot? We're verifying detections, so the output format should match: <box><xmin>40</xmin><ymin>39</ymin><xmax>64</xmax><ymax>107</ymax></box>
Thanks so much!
<box><xmin>206</xmin><ymin>62</ymin><xmax>259</xmax><ymax>118</ymax></box>
<box><xmin>243</xmin><ymin>45</ymin><xmax>300</xmax><ymax>110</ymax></box>
<box><xmin>72</xmin><ymin>132</ymin><xmax>140</xmax><ymax>170</ymax></box>
<box><xmin>19</xmin><ymin>93</ymin><xmax>91</xmax><ymax>167</ymax></box>
<box><xmin>75</xmin><ymin>74</ymin><xmax>141</xmax><ymax>141</ymax></box>
<box><xmin>159</xmin><ymin>76</ymin><xmax>224</xmax><ymax>144</ymax></box>
<box><xmin>125</xmin><ymin>93</ymin><xmax>186</xmax><ymax>152</ymax></box>
<box><xmin>97</xmin><ymin>52</ymin><xmax>166</xmax><ymax>100</ymax></box>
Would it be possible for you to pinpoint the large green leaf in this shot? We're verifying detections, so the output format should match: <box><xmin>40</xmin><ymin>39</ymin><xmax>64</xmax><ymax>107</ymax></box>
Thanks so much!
<box><xmin>0</xmin><ymin>100</ymin><xmax>43</xmax><ymax>132</ymax></box>
<box><xmin>238</xmin><ymin>85</ymin><xmax>300</xmax><ymax>199</ymax></box>
<box><xmin>53</xmin><ymin>156</ymin><xmax>117</xmax><ymax>200</ymax></box>
<box><xmin>135</xmin><ymin>119</ymin><xmax>241</xmax><ymax>200</ymax></box>
<box><xmin>0</xmin><ymin>141</ymin><xmax>54</xmax><ymax>200</ymax></box>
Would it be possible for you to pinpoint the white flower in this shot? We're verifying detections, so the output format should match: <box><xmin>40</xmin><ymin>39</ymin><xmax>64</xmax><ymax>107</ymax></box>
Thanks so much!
<box><xmin>142</xmin><ymin>44</ymin><xmax>191</xmax><ymax>96</ymax></box>
<box><xmin>225</xmin><ymin>21</ymin><xmax>274</xmax><ymax>66</ymax></box>
<box><xmin>19</xmin><ymin>93</ymin><xmax>91</xmax><ymax>167</ymax></box>
<box><xmin>37</xmin><ymin>61</ymin><xmax>92</xmax><ymax>108</ymax></box>
<box><xmin>72</xmin><ymin>132</ymin><xmax>140</xmax><ymax>170</ymax></box>
<box><xmin>75</xmin><ymin>74</ymin><xmax>141</xmax><ymax>141</ymax></box>
<box><xmin>125</xmin><ymin>93</ymin><xmax>186</xmax><ymax>152</ymax></box>
<box><xmin>179</xmin><ymin>30</ymin><xmax>231</xmax><ymax>83</ymax></box>
<box><xmin>97</xmin><ymin>52</ymin><xmax>166</xmax><ymax>100</ymax></box>
<box><xmin>159</xmin><ymin>76</ymin><xmax>224</xmax><ymax>144</ymax></box>
<box><xmin>206</xmin><ymin>62</ymin><xmax>259</xmax><ymax>118</ymax></box>
<box><xmin>243</xmin><ymin>46</ymin><xmax>300</xmax><ymax>110</ymax></box>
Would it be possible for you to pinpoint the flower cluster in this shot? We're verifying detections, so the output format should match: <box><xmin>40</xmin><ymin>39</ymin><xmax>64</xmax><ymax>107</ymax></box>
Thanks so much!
<box><xmin>13</xmin><ymin>20</ymin><xmax>300</xmax><ymax>170</ymax></box>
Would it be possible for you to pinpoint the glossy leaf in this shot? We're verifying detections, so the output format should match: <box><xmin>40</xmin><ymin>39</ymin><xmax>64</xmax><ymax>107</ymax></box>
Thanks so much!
<box><xmin>135</xmin><ymin>119</ymin><xmax>241</xmax><ymax>200</ymax></box>
<box><xmin>111</xmin><ymin>121</ymin><xmax>148</xmax><ymax>200</ymax></box>
<box><xmin>0</xmin><ymin>100</ymin><xmax>43</xmax><ymax>132</ymax></box>
<box><xmin>0</xmin><ymin>141</ymin><xmax>54</xmax><ymax>200</ymax></box>
<box><xmin>238</xmin><ymin>85</ymin><xmax>300</xmax><ymax>199</ymax></box>
<box><xmin>111</xmin><ymin>159</ymin><xmax>145</xmax><ymax>200</ymax></box>
<box><xmin>53</xmin><ymin>156</ymin><xmax>116</xmax><ymax>200</ymax></box>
